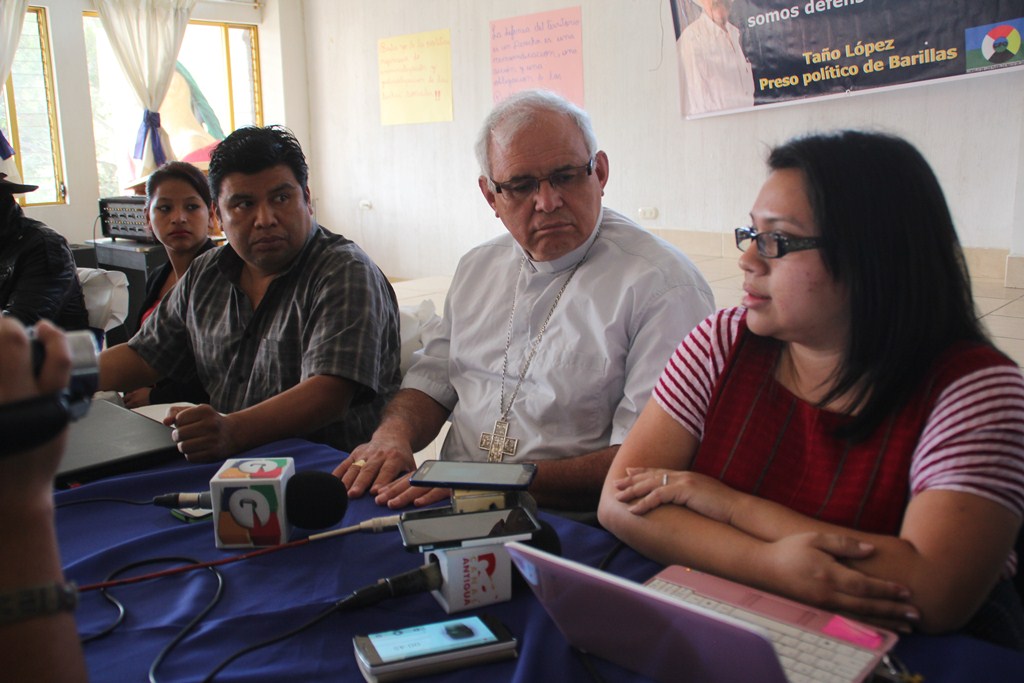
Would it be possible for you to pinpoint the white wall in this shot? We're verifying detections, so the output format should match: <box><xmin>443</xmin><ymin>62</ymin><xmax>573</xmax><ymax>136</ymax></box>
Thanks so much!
<box><xmin>300</xmin><ymin>0</ymin><xmax>1024</xmax><ymax>280</ymax></box>
<box><xmin>20</xmin><ymin>0</ymin><xmax>1024</xmax><ymax>281</ymax></box>
<box><xmin>258</xmin><ymin>0</ymin><xmax>311</xmax><ymax>153</ymax></box>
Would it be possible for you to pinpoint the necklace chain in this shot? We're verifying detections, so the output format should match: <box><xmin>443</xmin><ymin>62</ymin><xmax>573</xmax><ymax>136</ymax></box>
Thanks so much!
<box><xmin>498</xmin><ymin>253</ymin><xmax>586</xmax><ymax>419</ymax></box>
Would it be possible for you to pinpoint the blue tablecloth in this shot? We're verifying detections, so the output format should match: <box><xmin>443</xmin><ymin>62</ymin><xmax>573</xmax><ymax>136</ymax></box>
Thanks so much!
<box><xmin>56</xmin><ymin>439</ymin><xmax>1024</xmax><ymax>682</ymax></box>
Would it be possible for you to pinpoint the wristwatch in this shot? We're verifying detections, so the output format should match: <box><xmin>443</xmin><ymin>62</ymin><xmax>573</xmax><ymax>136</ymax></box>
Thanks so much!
<box><xmin>0</xmin><ymin>582</ymin><xmax>78</xmax><ymax>625</ymax></box>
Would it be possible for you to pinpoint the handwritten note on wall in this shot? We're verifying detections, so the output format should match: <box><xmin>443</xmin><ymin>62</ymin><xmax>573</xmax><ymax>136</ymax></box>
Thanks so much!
<box><xmin>378</xmin><ymin>28</ymin><xmax>453</xmax><ymax>126</ymax></box>
<box><xmin>490</xmin><ymin>6</ymin><xmax>584</xmax><ymax>106</ymax></box>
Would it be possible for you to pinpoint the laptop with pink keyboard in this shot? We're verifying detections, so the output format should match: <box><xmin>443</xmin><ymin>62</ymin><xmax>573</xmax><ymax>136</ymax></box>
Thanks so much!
<box><xmin>506</xmin><ymin>542</ymin><xmax>897</xmax><ymax>683</ymax></box>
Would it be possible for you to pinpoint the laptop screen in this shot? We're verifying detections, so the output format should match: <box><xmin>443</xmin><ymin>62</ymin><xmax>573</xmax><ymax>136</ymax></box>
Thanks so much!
<box><xmin>506</xmin><ymin>541</ymin><xmax>788</xmax><ymax>683</ymax></box>
<box><xmin>58</xmin><ymin>399</ymin><xmax>179</xmax><ymax>487</ymax></box>
<box><xmin>506</xmin><ymin>541</ymin><xmax>896</xmax><ymax>683</ymax></box>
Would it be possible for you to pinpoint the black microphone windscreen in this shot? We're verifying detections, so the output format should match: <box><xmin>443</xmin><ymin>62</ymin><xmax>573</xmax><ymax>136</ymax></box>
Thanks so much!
<box><xmin>528</xmin><ymin>520</ymin><xmax>562</xmax><ymax>557</ymax></box>
<box><xmin>286</xmin><ymin>470</ymin><xmax>349</xmax><ymax>530</ymax></box>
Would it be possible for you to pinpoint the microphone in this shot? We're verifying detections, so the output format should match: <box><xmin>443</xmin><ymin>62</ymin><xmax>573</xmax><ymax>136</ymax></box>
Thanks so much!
<box><xmin>337</xmin><ymin>519</ymin><xmax>561</xmax><ymax>614</ymax></box>
<box><xmin>153</xmin><ymin>470</ymin><xmax>348</xmax><ymax>530</ymax></box>
<box><xmin>284</xmin><ymin>470</ymin><xmax>350</xmax><ymax>530</ymax></box>
<box><xmin>510</xmin><ymin>519</ymin><xmax>561</xmax><ymax>588</ymax></box>
<box><xmin>154</xmin><ymin>491</ymin><xmax>212</xmax><ymax>509</ymax></box>
<box><xmin>525</xmin><ymin>519</ymin><xmax>561</xmax><ymax>556</ymax></box>
<box><xmin>155</xmin><ymin>459</ymin><xmax>350</xmax><ymax>548</ymax></box>
<box><xmin>341</xmin><ymin>560</ymin><xmax>444</xmax><ymax>610</ymax></box>
<box><xmin>426</xmin><ymin>518</ymin><xmax>562</xmax><ymax>613</ymax></box>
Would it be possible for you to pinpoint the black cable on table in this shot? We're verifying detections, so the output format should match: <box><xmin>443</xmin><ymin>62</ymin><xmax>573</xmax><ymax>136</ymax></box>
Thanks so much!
<box><xmin>55</xmin><ymin>496</ymin><xmax>153</xmax><ymax>509</ymax></box>
<box><xmin>200</xmin><ymin>595</ymin><xmax>361</xmax><ymax>682</ymax></box>
<box><xmin>78</xmin><ymin>556</ymin><xmax>225</xmax><ymax>683</ymax></box>
<box><xmin>201</xmin><ymin>572</ymin><xmax>426</xmax><ymax>681</ymax></box>
<box><xmin>597</xmin><ymin>539</ymin><xmax>627</xmax><ymax>571</ymax></box>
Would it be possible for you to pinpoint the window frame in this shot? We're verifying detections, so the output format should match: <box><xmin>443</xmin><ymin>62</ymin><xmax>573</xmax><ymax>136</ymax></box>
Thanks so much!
<box><xmin>81</xmin><ymin>12</ymin><xmax>264</xmax><ymax>197</ymax></box>
<box><xmin>187</xmin><ymin>18</ymin><xmax>264</xmax><ymax>132</ymax></box>
<box><xmin>2</xmin><ymin>5</ymin><xmax>66</xmax><ymax>207</ymax></box>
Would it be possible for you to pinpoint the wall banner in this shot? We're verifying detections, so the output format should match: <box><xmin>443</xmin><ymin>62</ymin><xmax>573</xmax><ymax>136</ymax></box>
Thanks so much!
<box><xmin>672</xmin><ymin>0</ymin><xmax>1024</xmax><ymax>118</ymax></box>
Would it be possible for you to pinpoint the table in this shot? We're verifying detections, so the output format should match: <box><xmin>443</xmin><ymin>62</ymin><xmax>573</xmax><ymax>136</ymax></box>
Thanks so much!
<box><xmin>56</xmin><ymin>439</ymin><xmax>1024</xmax><ymax>682</ymax></box>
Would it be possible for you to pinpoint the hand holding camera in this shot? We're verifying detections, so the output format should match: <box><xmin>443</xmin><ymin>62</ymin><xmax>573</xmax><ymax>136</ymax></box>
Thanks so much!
<box><xmin>0</xmin><ymin>322</ymin><xmax>98</xmax><ymax>459</ymax></box>
<box><xmin>0</xmin><ymin>320</ymin><xmax>79</xmax><ymax>489</ymax></box>
<box><xmin>0</xmin><ymin>318</ymin><xmax>90</xmax><ymax>682</ymax></box>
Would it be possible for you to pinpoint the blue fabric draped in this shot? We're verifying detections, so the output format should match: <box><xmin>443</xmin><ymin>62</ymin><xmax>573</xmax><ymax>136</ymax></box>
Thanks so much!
<box><xmin>0</xmin><ymin>129</ymin><xmax>13</xmax><ymax>160</ymax></box>
<box><xmin>133</xmin><ymin>109</ymin><xmax>166</xmax><ymax>166</ymax></box>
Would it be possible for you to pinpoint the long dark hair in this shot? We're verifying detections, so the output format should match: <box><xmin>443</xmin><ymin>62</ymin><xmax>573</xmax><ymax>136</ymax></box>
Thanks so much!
<box><xmin>768</xmin><ymin>130</ymin><xmax>988</xmax><ymax>442</ymax></box>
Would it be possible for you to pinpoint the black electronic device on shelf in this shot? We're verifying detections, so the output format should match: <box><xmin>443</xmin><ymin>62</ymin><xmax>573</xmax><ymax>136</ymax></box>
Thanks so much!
<box><xmin>99</xmin><ymin>195</ymin><xmax>154</xmax><ymax>243</ymax></box>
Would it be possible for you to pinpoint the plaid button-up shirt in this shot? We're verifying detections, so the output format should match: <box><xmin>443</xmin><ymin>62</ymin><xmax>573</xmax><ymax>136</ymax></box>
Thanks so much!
<box><xmin>129</xmin><ymin>225</ymin><xmax>401</xmax><ymax>451</ymax></box>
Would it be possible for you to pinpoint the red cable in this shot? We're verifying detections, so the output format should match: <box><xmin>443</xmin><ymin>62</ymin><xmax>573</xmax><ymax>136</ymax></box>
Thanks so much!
<box><xmin>78</xmin><ymin>537</ymin><xmax>310</xmax><ymax>592</ymax></box>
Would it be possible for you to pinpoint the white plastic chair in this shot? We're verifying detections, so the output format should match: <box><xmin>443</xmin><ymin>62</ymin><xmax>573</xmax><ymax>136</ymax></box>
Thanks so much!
<box><xmin>399</xmin><ymin>299</ymin><xmax>442</xmax><ymax>376</ymax></box>
<box><xmin>76</xmin><ymin>267</ymin><xmax>129</xmax><ymax>346</ymax></box>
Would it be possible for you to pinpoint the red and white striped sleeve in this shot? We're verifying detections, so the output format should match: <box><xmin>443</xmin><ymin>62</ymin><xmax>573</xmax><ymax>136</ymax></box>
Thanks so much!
<box><xmin>652</xmin><ymin>307</ymin><xmax>745</xmax><ymax>440</ymax></box>
<box><xmin>911</xmin><ymin>363</ymin><xmax>1024</xmax><ymax>519</ymax></box>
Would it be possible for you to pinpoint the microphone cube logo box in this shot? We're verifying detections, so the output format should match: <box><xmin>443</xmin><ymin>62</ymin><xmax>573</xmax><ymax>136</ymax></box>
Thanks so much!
<box><xmin>211</xmin><ymin>457</ymin><xmax>295</xmax><ymax>549</ymax></box>
<box><xmin>427</xmin><ymin>545</ymin><xmax>513</xmax><ymax>613</ymax></box>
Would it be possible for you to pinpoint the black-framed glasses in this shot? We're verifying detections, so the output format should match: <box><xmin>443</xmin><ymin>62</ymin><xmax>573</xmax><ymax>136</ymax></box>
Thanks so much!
<box><xmin>734</xmin><ymin>225</ymin><xmax>823</xmax><ymax>259</ymax></box>
<box><xmin>490</xmin><ymin>158</ymin><xmax>594</xmax><ymax>202</ymax></box>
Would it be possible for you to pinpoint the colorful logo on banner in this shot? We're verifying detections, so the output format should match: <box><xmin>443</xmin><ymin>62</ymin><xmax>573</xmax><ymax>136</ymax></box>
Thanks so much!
<box><xmin>966</xmin><ymin>19</ymin><xmax>1024</xmax><ymax>72</ymax></box>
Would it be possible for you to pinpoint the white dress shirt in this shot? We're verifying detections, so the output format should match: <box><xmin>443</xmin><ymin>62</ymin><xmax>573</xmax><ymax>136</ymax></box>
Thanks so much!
<box><xmin>401</xmin><ymin>207</ymin><xmax>715</xmax><ymax>464</ymax></box>
<box><xmin>679</xmin><ymin>11</ymin><xmax>755</xmax><ymax>115</ymax></box>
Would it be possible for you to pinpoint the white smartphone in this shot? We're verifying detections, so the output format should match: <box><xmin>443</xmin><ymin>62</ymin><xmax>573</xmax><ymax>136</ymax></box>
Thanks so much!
<box><xmin>352</xmin><ymin>614</ymin><xmax>517</xmax><ymax>682</ymax></box>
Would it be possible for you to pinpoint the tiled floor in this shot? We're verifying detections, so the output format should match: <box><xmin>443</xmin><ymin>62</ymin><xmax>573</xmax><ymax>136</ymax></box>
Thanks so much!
<box><xmin>391</xmin><ymin>254</ymin><xmax>1024</xmax><ymax>368</ymax></box>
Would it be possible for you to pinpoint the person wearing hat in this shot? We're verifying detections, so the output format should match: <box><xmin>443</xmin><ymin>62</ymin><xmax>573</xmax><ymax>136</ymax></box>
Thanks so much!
<box><xmin>0</xmin><ymin>174</ymin><xmax>88</xmax><ymax>332</ymax></box>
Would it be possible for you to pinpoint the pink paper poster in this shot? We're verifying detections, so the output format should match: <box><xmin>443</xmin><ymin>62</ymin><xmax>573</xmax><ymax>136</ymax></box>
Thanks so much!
<box><xmin>490</xmin><ymin>7</ymin><xmax>584</xmax><ymax>106</ymax></box>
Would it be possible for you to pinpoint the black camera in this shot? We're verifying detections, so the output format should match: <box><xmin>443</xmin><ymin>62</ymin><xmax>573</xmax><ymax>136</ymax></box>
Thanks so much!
<box><xmin>30</xmin><ymin>328</ymin><xmax>100</xmax><ymax>418</ymax></box>
<box><xmin>0</xmin><ymin>329</ymin><xmax>99</xmax><ymax>456</ymax></box>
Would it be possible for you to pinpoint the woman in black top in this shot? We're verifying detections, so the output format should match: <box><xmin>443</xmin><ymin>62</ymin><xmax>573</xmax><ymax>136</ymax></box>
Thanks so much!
<box><xmin>123</xmin><ymin>161</ymin><xmax>215</xmax><ymax>408</ymax></box>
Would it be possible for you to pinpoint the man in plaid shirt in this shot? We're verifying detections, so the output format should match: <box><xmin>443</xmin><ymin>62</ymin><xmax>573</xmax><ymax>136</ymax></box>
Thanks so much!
<box><xmin>100</xmin><ymin>126</ymin><xmax>401</xmax><ymax>463</ymax></box>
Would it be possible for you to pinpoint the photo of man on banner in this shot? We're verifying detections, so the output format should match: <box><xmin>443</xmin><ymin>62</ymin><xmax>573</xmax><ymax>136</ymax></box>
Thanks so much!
<box><xmin>674</xmin><ymin>0</ymin><xmax>755</xmax><ymax>116</ymax></box>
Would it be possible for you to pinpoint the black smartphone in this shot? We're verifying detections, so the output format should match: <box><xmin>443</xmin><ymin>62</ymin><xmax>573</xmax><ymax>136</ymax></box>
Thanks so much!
<box><xmin>352</xmin><ymin>614</ymin><xmax>517</xmax><ymax>682</ymax></box>
<box><xmin>398</xmin><ymin>505</ymin><xmax>541</xmax><ymax>551</ymax></box>
<box><xmin>409</xmin><ymin>460</ymin><xmax>537</xmax><ymax>490</ymax></box>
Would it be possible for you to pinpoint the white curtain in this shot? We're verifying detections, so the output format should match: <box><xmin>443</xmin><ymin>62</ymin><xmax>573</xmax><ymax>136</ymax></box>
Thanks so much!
<box><xmin>97</xmin><ymin>0</ymin><xmax>196</xmax><ymax>177</ymax></box>
<box><xmin>0</xmin><ymin>0</ymin><xmax>29</xmax><ymax>181</ymax></box>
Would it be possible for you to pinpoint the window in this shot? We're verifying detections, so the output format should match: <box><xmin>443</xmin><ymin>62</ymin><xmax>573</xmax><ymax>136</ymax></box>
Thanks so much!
<box><xmin>0</xmin><ymin>6</ymin><xmax>64</xmax><ymax>206</ymax></box>
<box><xmin>83</xmin><ymin>15</ymin><xmax>262</xmax><ymax>198</ymax></box>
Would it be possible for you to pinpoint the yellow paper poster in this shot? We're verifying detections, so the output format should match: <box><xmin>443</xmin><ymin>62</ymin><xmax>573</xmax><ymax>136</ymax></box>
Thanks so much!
<box><xmin>378</xmin><ymin>28</ymin><xmax>453</xmax><ymax>126</ymax></box>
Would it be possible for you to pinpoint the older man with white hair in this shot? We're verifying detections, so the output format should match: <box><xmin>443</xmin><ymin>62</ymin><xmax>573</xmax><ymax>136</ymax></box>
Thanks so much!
<box><xmin>336</xmin><ymin>90</ymin><xmax>714</xmax><ymax>513</ymax></box>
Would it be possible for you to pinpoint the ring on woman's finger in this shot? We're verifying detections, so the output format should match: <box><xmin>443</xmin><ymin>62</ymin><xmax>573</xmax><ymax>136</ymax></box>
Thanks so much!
<box><xmin>353</xmin><ymin>459</ymin><xmax>367</xmax><ymax>468</ymax></box>
<box><xmin>662</xmin><ymin>473</ymin><xmax>668</xmax><ymax>486</ymax></box>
